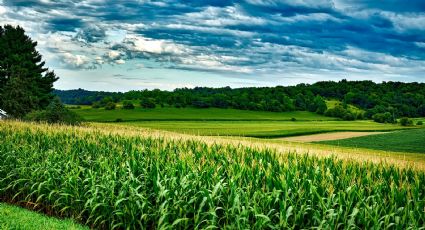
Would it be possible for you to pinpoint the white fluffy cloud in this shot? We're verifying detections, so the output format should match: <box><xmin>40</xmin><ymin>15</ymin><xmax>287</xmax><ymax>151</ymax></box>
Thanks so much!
<box><xmin>115</xmin><ymin>59</ymin><xmax>125</xmax><ymax>64</ymax></box>
<box><xmin>108</xmin><ymin>50</ymin><xmax>122</xmax><ymax>59</ymax></box>
<box><xmin>0</xmin><ymin>5</ymin><xmax>6</xmax><ymax>14</ymax></box>
<box><xmin>61</xmin><ymin>52</ymin><xmax>92</xmax><ymax>69</ymax></box>
<box><xmin>2</xmin><ymin>0</ymin><xmax>424</xmax><ymax>89</ymax></box>
<box><xmin>124</xmin><ymin>35</ymin><xmax>187</xmax><ymax>55</ymax></box>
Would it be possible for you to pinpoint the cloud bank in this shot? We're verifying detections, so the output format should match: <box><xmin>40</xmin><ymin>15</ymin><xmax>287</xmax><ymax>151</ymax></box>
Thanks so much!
<box><xmin>1</xmin><ymin>0</ymin><xmax>424</xmax><ymax>90</ymax></box>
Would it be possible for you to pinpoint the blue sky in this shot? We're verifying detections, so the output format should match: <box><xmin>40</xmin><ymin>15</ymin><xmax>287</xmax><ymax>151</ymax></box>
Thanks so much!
<box><xmin>1</xmin><ymin>0</ymin><xmax>425</xmax><ymax>91</ymax></box>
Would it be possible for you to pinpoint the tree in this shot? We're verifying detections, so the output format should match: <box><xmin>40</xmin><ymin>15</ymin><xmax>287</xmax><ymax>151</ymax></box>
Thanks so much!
<box><xmin>294</xmin><ymin>93</ymin><xmax>306</xmax><ymax>110</ymax></box>
<box><xmin>25</xmin><ymin>97</ymin><xmax>82</xmax><ymax>125</ymax></box>
<box><xmin>92</xmin><ymin>101</ymin><xmax>102</xmax><ymax>109</ymax></box>
<box><xmin>192</xmin><ymin>99</ymin><xmax>210</xmax><ymax>108</ymax></box>
<box><xmin>0</xmin><ymin>25</ymin><xmax>58</xmax><ymax>118</ymax></box>
<box><xmin>314</xmin><ymin>96</ymin><xmax>327</xmax><ymax>114</ymax></box>
<box><xmin>418</xmin><ymin>104</ymin><xmax>425</xmax><ymax>117</ymax></box>
<box><xmin>399</xmin><ymin>117</ymin><xmax>413</xmax><ymax>126</ymax></box>
<box><xmin>100</xmin><ymin>97</ymin><xmax>114</xmax><ymax>107</ymax></box>
<box><xmin>372</xmin><ymin>112</ymin><xmax>395</xmax><ymax>124</ymax></box>
<box><xmin>105</xmin><ymin>102</ymin><xmax>116</xmax><ymax>110</ymax></box>
<box><xmin>325</xmin><ymin>105</ymin><xmax>347</xmax><ymax>118</ymax></box>
<box><xmin>140</xmin><ymin>97</ymin><xmax>156</xmax><ymax>109</ymax></box>
<box><xmin>122</xmin><ymin>100</ymin><xmax>135</xmax><ymax>109</ymax></box>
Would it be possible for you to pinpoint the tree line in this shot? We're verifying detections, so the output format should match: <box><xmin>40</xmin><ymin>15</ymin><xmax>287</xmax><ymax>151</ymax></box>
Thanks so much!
<box><xmin>55</xmin><ymin>80</ymin><xmax>425</xmax><ymax>121</ymax></box>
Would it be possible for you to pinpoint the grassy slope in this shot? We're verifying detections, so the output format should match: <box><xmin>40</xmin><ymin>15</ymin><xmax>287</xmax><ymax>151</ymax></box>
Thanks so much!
<box><xmin>123</xmin><ymin>120</ymin><xmax>409</xmax><ymax>137</ymax></box>
<box><xmin>72</xmin><ymin>106</ymin><xmax>336</xmax><ymax>121</ymax></box>
<box><xmin>326</xmin><ymin>100</ymin><xmax>364</xmax><ymax>114</ymax></box>
<box><xmin>319</xmin><ymin>128</ymin><xmax>425</xmax><ymax>154</ymax></box>
<box><xmin>0</xmin><ymin>203</ymin><xmax>87</xmax><ymax>230</ymax></box>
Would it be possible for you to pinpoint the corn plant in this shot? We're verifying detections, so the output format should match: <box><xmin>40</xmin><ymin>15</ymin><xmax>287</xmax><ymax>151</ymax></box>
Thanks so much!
<box><xmin>0</xmin><ymin>121</ymin><xmax>424</xmax><ymax>229</ymax></box>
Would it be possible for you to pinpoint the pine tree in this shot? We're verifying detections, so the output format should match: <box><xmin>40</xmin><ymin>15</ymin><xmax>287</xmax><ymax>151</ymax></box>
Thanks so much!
<box><xmin>0</xmin><ymin>25</ymin><xmax>58</xmax><ymax>118</ymax></box>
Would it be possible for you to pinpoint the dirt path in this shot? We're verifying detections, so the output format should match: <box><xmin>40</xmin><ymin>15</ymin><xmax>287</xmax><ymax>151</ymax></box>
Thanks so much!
<box><xmin>278</xmin><ymin>131</ymin><xmax>388</xmax><ymax>142</ymax></box>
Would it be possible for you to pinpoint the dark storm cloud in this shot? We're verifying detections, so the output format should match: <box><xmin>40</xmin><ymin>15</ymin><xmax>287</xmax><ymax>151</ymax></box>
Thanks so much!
<box><xmin>2</xmin><ymin>0</ymin><xmax>425</xmax><ymax>76</ymax></box>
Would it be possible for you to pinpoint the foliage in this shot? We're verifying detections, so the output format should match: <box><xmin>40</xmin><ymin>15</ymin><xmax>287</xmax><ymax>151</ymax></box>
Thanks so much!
<box><xmin>122</xmin><ymin>100</ymin><xmax>135</xmax><ymax>110</ymax></box>
<box><xmin>417</xmin><ymin>121</ymin><xmax>423</xmax><ymax>125</ymax></box>
<box><xmin>140</xmin><ymin>97</ymin><xmax>156</xmax><ymax>109</ymax></box>
<box><xmin>313</xmin><ymin>96</ymin><xmax>327</xmax><ymax>114</ymax></box>
<box><xmin>192</xmin><ymin>99</ymin><xmax>211</xmax><ymax>108</ymax></box>
<box><xmin>320</xmin><ymin>129</ymin><xmax>425</xmax><ymax>154</ymax></box>
<box><xmin>104</xmin><ymin>102</ymin><xmax>116</xmax><ymax>110</ymax></box>
<box><xmin>0</xmin><ymin>25</ymin><xmax>57</xmax><ymax>118</ymax></box>
<box><xmin>55</xmin><ymin>80</ymin><xmax>425</xmax><ymax>119</ymax></box>
<box><xmin>324</xmin><ymin>105</ymin><xmax>357</xmax><ymax>120</ymax></box>
<box><xmin>0</xmin><ymin>121</ymin><xmax>424</xmax><ymax>229</ymax></box>
<box><xmin>418</xmin><ymin>105</ymin><xmax>425</xmax><ymax>117</ymax></box>
<box><xmin>92</xmin><ymin>101</ymin><xmax>102</xmax><ymax>109</ymax></box>
<box><xmin>24</xmin><ymin>98</ymin><xmax>82</xmax><ymax>125</ymax></box>
<box><xmin>372</xmin><ymin>112</ymin><xmax>395</xmax><ymax>124</ymax></box>
<box><xmin>399</xmin><ymin>117</ymin><xmax>414</xmax><ymax>126</ymax></box>
<box><xmin>67</xmin><ymin>105</ymin><xmax>81</xmax><ymax>109</ymax></box>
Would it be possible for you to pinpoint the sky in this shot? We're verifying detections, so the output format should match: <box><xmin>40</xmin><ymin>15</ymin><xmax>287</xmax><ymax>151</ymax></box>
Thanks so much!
<box><xmin>1</xmin><ymin>0</ymin><xmax>425</xmax><ymax>91</ymax></box>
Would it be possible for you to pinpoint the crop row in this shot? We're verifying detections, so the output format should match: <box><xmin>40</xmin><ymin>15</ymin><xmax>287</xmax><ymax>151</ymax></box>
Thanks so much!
<box><xmin>0</xmin><ymin>121</ymin><xmax>424</xmax><ymax>229</ymax></box>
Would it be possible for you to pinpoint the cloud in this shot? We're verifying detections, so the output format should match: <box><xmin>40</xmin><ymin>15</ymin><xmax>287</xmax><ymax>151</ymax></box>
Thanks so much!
<box><xmin>0</xmin><ymin>5</ymin><xmax>6</xmax><ymax>14</ymax></box>
<box><xmin>47</xmin><ymin>17</ymin><xmax>83</xmax><ymax>32</ymax></box>
<box><xmin>123</xmin><ymin>35</ymin><xmax>188</xmax><ymax>55</ymax></box>
<box><xmin>107</xmin><ymin>50</ymin><xmax>121</xmax><ymax>59</ymax></box>
<box><xmin>75</xmin><ymin>25</ymin><xmax>106</xmax><ymax>43</ymax></box>
<box><xmin>60</xmin><ymin>52</ymin><xmax>94</xmax><ymax>69</ymax></box>
<box><xmin>115</xmin><ymin>59</ymin><xmax>125</xmax><ymax>64</ymax></box>
<box><xmin>1</xmin><ymin>0</ymin><xmax>424</xmax><ymax>86</ymax></box>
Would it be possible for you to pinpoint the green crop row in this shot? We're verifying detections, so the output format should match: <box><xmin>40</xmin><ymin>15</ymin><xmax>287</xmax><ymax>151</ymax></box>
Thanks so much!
<box><xmin>0</xmin><ymin>121</ymin><xmax>424</xmax><ymax>229</ymax></box>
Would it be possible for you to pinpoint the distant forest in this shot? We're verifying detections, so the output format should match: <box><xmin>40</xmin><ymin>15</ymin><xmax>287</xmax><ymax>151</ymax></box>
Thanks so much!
<box><xmin>55</xmin><ymin>80</ymin><xmax>425</xmax><ymax>121</ymax></box>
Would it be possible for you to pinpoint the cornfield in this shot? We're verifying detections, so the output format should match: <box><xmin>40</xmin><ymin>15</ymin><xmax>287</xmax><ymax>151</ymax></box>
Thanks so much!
<box><xmin>0</xmin><ymin>121</ymin><xmax>424</xmax><ymax>229</ymax></box>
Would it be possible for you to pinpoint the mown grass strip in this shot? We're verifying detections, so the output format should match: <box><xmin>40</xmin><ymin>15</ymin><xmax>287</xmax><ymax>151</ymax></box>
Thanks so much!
<box><xmin>0</xmin><ymin>203</ymin><xmax>87</xmax><ymax>230</ymax></box>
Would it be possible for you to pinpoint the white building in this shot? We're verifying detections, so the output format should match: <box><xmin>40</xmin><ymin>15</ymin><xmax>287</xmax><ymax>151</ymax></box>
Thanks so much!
<box><xmin>0</xmin><ymin>109</ymin><xmax>8</xmax><ymax>119</ymax></box>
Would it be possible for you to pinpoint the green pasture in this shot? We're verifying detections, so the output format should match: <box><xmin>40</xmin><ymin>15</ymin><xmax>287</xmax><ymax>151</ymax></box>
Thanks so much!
<box><xmin>71</xmin><ymin>107</ymin><xmax>414</xmax><ymax>138</ymax></box>
<box><xmin>122</xmin><ymin>120</ymin><xmax>409</xmax><ymax>137</ymax></box>
<box><xmin>72</xmin><ymin>106</ymin><xmax>336</xmax><ymax>122</ymax></box>
<box><xmin>319</xmin><ymin>128</ymin><xmax>425</xmax><ymax>154</ymax></box>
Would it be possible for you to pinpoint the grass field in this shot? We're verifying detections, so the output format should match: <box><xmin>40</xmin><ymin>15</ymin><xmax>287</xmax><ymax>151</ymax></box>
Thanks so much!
<box><xmin>0</xmin><ymin>203</ymin><xmax>86</xmax><ymax>230</ymax></box>
<box><xmin>320</xmin><ymin>129</ymin><xmax>425</xmax><ymax>154</ymax></box>
<box><xmin>72</xmin><ymin>107</ymin><xmax>411</xmax><ymax>138</ymax></box>
<box><xmin>72</xmin><ymin>106</ymin><xmax>337</xmax><ymax>122</ymax></box>
<box><xmin>1</xmin><ymin>120</ymin><xmax>424</xmax><ymax>229</ymax></box>
<box><xmin>123</xmin><ymin>120</ymin><xmax>410</xmax><ymax>137</ymax></box>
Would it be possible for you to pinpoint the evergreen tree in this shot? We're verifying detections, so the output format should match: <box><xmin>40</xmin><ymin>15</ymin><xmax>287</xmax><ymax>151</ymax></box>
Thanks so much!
<box><xmin>0</xmin><ymin>25</ymin><xmax>58</xmax><ymax>118</ymax></box>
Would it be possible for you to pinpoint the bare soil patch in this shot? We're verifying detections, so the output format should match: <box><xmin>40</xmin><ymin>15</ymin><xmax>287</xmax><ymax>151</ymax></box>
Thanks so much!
<box><xmin>278</xmin><ymin>131</ymin><xmax>388</xmax><ymax>142</ymax></box>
